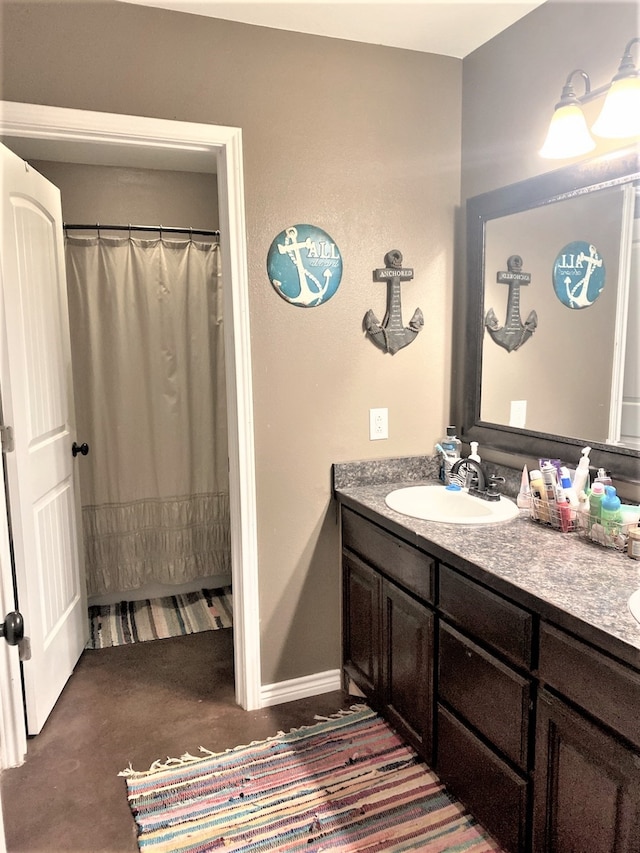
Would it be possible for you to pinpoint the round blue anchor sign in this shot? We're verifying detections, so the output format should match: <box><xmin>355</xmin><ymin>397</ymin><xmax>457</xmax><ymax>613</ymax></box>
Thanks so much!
<box><xmin>267</xmin><ymin>224</ymin><xmax>343</xmax><ymax>307</ymax></box>
<box><xmin>552</xmin><ymin>241</ymin><xmax>605</xmax><ymax>309</ymax></box>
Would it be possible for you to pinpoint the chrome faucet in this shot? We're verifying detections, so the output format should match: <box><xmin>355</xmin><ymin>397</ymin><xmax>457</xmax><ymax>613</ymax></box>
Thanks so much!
<box><xmin>450</xmin><ymin>458</ymin><xmax>505</xmax><ymax>502</ymax></box>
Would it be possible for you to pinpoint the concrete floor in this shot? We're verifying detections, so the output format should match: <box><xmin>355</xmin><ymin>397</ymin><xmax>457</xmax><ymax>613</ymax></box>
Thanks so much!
<box><xmin>1</xmin><ymin>629</ymin><xmax>348</xmax><ymax>852</ymax></box>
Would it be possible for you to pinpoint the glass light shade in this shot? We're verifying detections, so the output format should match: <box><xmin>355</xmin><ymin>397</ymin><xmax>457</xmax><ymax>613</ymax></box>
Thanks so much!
<box><xmin>591</xmin><ymin>76</ymin><xmax>640</xmax><ymax>138</ymax></box>
<box><xmin>539</xmin><ymin>103</ymin><xmax>596</xmax><ymax>159</ymax></box>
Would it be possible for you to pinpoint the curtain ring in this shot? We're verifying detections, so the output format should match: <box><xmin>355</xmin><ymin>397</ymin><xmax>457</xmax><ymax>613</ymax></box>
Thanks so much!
<box><xmin>128</xmin><ymin>223</ymin><xmax>132</xmax><ymax>239</ymax></box>
<box><xmin>159</xmin><ymin>224</ymin><xmax>163</xmax><ymax>240</ymax></box>
<box><xmin>189</xmin><ymin>226</ymin><xmax>193</xmax><ymax>242</ymax></box>
<box><xmin>96</xmin><ymin>222</ymin><xmax>101</xmax><ymax>239</ymax></box>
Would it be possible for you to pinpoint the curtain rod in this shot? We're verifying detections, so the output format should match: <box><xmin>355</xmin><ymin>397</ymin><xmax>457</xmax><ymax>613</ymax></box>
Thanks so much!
<box><xmin>64</xmin><ymin>223</ymin><xmax>220</xmax><ymax>237</ymax></box>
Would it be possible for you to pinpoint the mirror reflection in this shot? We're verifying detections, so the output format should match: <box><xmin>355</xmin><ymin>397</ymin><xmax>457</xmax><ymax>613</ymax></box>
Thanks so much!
<box><xmin>480</xmin><ymin>181</ymin><xmax>639</xmax><ymax>450</ymax></box>
<box><xmin>458</xmin><ymin>149</ymin><xmax>640</xmax><ymax>483</ymax></box>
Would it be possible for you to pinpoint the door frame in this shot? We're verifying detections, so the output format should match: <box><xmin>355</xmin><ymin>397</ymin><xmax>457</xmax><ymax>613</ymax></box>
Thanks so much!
<box><xmin>0</xmin><ymin>101</ymin><xmax>261</xmax><ymax>766</ymax></box>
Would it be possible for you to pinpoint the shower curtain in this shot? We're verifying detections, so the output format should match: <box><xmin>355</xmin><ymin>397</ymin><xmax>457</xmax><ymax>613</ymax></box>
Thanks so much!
<box><xmin>65</xmin><ymin>235</ymin><xmax>230</xmax><ymax>598</ymax></box>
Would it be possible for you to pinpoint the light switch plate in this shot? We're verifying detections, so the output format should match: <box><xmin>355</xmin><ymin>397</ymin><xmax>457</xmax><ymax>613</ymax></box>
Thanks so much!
<box><xmin>509</xmin><ymin>400</ymin><xmax>527</xmax><ymax>428</ymax></box>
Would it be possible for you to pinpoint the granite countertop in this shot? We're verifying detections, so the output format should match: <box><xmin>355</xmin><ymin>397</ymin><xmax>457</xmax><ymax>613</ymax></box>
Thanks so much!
<box><xmin>333</xmin><ymin>457</ymin><xmax>640</xmax><ymax>670</ymax></box>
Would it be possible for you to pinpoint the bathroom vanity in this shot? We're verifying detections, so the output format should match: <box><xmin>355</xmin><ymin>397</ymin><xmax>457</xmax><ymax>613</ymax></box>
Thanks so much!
<box><xmin>334</xmin><ymin>463</ymin><xmax>640</xmax><ymax>853</ymax></box>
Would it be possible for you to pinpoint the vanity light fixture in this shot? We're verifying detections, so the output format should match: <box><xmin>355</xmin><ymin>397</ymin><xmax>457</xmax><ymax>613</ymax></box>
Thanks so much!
<box><xmin>539</xmin><ymin>37</ymin><xmax>640</xmax><ymax>159</ymax></box>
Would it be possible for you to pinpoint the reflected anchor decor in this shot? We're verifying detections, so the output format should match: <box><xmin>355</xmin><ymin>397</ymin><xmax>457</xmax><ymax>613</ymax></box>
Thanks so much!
<box><xmin>364</xmin><ymin>249</ymin><xmax>423</xmax><ymax>354</ymax></box>
<box><xmin>484</xmin><ymin>254</ymin><xmax>538</xmax><ymax>352</ymax></box>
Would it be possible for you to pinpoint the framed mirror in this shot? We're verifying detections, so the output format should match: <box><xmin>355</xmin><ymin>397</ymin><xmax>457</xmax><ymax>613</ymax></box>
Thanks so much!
<box><xmin>457</xmin><ymin>147</ymin><xmax>640</xmax><ymax>483</ymax></box>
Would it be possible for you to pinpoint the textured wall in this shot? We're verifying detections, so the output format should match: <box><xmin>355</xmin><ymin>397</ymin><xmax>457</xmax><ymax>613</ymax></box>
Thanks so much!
<box><xmin>29</xmin><ymin>162</ymin><xmax>218</xmax><ymax>230</ymax></box>
<box><xmin>1</xmin><ymin>1</ymin><xmax>462</xmax><ymax>685</ymax></box>
<box><xmin>461</xmin><ymin>1</ymin><xmax>638</xmax><ymax>199</ymax></box>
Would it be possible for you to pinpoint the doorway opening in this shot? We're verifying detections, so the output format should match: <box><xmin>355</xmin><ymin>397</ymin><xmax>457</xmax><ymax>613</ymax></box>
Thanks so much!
<box><xmin>0</xmin><ymin>101</ymin><xmax>261</xmax><ymax>769</ymax></box>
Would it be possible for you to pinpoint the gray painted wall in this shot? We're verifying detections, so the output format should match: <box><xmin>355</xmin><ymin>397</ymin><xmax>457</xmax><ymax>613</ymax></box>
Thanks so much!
<box><xmin>1</xmin><ymin>0</ymin><xmax>636</xmax><ymax>686</ymax></box>
<box><xmin>1</xmin><ymin>0</ymin><xmax>461</xmax><ymax>686</ymax></box>
<box><xmin>461</xmin><ymin>0</ymin><xmax>638</xmax><ymax>198</ymax></box>
<box><xmin>30</xmin><ymin>162</ymin><xmax>219</xmax><ymax>231</ymax></box>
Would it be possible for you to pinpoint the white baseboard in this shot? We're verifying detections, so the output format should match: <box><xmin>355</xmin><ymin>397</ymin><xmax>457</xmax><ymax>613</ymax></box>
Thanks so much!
<box><xmin>259</xmin><ymin>668</ymin><xmax>342</xmax><ymax>708</ymax></box>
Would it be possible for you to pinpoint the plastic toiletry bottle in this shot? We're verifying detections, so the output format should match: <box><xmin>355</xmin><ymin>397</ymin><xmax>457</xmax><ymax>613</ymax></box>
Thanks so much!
<box><xmin>439</xmin><ymin>426</ymin><xmax>462</xmax><ymax>484</ymax></box>
<box><xmin>556</xmin><ymin>495</ymin><xmax>572</xmax><ymax>532</ymax></box>
<box><xmin>517</xmin><ymin>464</ymin><xmax>531</xmax><ymax>510</ymax></box>
<box><xmin>529</xmin><ymin>469</ymin><xmax>549</xmax><ymax>523</ymax></box>
<box><xmin>468</xmin><ymin>442</ymin><xmax>481</xmax><ymax>463</ymax></box>
<box><xmin>601</xmin><ymin>486</ymin><xmax>622</xmax><ymax>536</ymax></box>
<box><xmin>588</xmin><ymin>481</ymin><xmax>606</xmax><ymax>531</ymax></box>
<box><xmin>559</xmin><ymin>466</ymin><xmax>579</xmax><ymax>511</ymax></box>
<box><xmin>572</xmin><ymin>446</ymin><xmax>591</xmax><ymax>500</ymax></box>
<box><xmin>628</xmin><ymin>526</ymin><xmax>640</xmax><ymax>560</ymax></box>
<box><xmin>594</xmin><ymin>468</ymin><xmax>612</xmax><ymax>487</ymax></box>
<box><xmin>540</xmin><ymin>463</ymin><xmax>561</xmax><ymax>505</ymax></box>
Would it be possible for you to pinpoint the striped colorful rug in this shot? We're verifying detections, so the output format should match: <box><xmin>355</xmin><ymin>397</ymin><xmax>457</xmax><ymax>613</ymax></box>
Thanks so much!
<box><xmin>121</xmin><ymin>705</ymin><xmax>503</xmax><ymax>852</ymax></box>
<box><xmin>87</xmin><ymin>586</ymin><xmax>232</xmax><ymax>649</ymax></box>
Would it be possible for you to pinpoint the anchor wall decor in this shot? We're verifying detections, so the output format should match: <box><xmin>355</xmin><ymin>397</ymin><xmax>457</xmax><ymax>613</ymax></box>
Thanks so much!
<box><xmin>484</xmin><ymin>254</ymin><xmax>538</xmax><ymax>353</ymax></box>
<box><xmin>364</xmin><ymin>249</ymin><xmax>423</xmax><ymax>354</ymax></box>
<box><xmin>266</xmin><ymin>224</ymin><xmax>343</xmax><ymax>307</ymax></box>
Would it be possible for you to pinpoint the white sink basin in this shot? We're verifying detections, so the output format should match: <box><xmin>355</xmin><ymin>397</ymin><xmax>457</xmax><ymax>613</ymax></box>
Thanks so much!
<box><xmin>385</xmin><ymin>484</ymin><xmax>520</xmax><ymax>525</ymax></box>
<box><xmin>629</xmin><ymin>589</ymin><xmax>640</xmax><ymax>626</ymax></box>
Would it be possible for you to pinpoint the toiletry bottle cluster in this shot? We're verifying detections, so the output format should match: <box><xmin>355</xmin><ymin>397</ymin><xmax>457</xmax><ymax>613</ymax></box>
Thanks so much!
<box><xmin>523</xmin><ymin>445</ymin><xmax>640</xmax><ymax>550</ymax></box>
<box><xmin>528</xmin><ymin>461</ymin><xmax>578</xmax><ymax>532</ymax></box>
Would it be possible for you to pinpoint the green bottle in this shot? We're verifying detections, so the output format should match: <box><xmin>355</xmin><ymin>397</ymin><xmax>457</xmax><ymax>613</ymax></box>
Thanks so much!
<box><xmin>588</xmin><ymin>482</ymin><xmax>605</xmax><ymax>530</ymax></box>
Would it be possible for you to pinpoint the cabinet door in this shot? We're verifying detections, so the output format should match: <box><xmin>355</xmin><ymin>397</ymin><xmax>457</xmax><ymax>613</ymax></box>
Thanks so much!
<box><xmin>381</xmin><ymin>579</ymin><xmax>434</xmax><ymax>762</ymax></box>
<box><xmin>343</xmin><ymin>551</ymin><xmax>380</xmax><ymax>699</ymax></box>
<box><xmin>534</xmin><ymin>689</ymin><xmax>640</xmax><ymax>853</ymax></box>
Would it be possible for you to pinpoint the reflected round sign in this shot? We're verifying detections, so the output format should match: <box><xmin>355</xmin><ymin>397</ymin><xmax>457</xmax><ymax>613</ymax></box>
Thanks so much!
<box><xmin>552</xmin><ymin>241</ymin><xmax>605</xmax><ymax>309</ymax></box>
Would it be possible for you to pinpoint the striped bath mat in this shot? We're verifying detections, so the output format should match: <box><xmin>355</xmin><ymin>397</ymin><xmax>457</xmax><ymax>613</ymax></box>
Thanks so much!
<box><xmin>88</xmin><ymin>586</ymin><xmax>232</xmax><ymax>649</ymax></box>
<box><xmin>121</xmin><ymin>705</ymin><xmax>503</xmax><ymax>852</ymax></box>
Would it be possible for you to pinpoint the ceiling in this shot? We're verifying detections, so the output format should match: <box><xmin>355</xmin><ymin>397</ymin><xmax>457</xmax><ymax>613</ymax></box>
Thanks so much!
<box><xmin>119</xmin><ymin>0</ymin><xmax>548</xmax><ymax>59</ymax></box>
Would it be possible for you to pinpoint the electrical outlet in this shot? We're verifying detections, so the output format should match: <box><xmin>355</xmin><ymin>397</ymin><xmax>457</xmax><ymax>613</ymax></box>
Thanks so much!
<box><xmin>369</xmin><ymin>407</ymin><xmax>388</xmax><ymax>440</ymax></box>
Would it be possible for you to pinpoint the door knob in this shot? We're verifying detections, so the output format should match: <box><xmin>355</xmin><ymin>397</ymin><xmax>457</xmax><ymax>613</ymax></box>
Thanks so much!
<box><xmin>72</xmin><ymin>442</ymin><xmax>89</xmax><ymax>457</ymax></box>
<box><xmin>1</xmin><ymin>611</ymin><xmax>24</xmax><ymax>646</ymax></box>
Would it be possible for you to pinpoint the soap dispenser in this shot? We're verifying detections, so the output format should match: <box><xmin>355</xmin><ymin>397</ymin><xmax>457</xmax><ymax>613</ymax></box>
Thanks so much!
<box><xmin>468</xmin><ymin>442</ymin><xmax>481</xmax><ymax>463</ymax></box>
<box><xmin>572</xmin><ymin>446</ymin><xmax>591</xmax><ymax>499</ymax></box>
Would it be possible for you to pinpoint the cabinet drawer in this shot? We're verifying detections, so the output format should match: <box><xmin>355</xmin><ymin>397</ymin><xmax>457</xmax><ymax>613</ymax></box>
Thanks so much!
<box><xmin>439</xmin><ymin>565</ymin><xmax>533</xmax><ymax>667</ymax></box>
<box><xmin>437</xmin><ymin>705</ymin><xmax>528</xmax><ymax>853</ymax></box>
<box><xmin>439</xmin><ymin>621</ymin><xmax>531</xmax><ymax>768</ymax></box>
<box><xmin>538</xmin><ymin>622</ymin><xmax>640</xmax><ymax>748</ymax></box>
<box><xmin>342</xmin><ymin>507</ymin><xmax>434</xmax><ymax>603</ymax></box>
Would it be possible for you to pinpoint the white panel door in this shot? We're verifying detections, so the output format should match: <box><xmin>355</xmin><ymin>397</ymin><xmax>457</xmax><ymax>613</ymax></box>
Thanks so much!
<box><xmin>0</xmin><ymin>143</ymin><xmax>87</xmax><ymax>735</ymax></box>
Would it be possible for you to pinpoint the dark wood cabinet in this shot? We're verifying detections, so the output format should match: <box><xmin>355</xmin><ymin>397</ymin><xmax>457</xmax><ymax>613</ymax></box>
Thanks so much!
<box><xmin>342</xmin><ymin>551</ymin><xmax>380</xmax><ymax>699</ymax></box>
<box><xmin>535</xmin><ymin>624</ymin><xmax>640</xmax><ymax>853</ymax></box>
<box><xmin>437</xmin><ymin>577</ymin><xmax>534</xmax><ymax>852</ymax></box>
<box><xmin>381</xmin><ymin>578</ymin><xmax>434</xmax><ymax>762</ymax></box>
<box><xmin>438</xmin><ymin>704</ymin><xmax>529</xmax><ymax>853</ymax></box>
<box><xmin>439</xmin><ymin>564</ymin><xmax>533</xmax><ymax>668</ymax></box>
<box><xmin>339</xmin><ymin>502</ymin><xmax>640</xmax><ymax>853</ymax></box>
<box><xmin>342</xmin><ymin>507</ymin><xmax>435</xmax><ymax>762</ymax></box>
<box><xmin>438</xmin><ymin>621</ymin><xmax>531</xmax><ymax>769</ymax></box>
<box><xmin>533</xmin><ymin>689</ymin><xmax>640</xmax><ymax>853</ymax></box>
